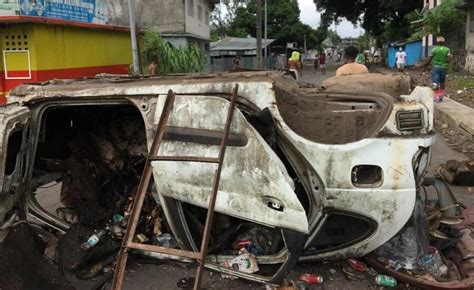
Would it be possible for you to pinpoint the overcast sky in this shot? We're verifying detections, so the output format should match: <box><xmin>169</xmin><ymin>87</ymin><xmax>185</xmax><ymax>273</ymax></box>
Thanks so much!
<box><xmin>297</xmin><ymin>0</ymin><xmax>364</xmax><ymax>38</ymax></box>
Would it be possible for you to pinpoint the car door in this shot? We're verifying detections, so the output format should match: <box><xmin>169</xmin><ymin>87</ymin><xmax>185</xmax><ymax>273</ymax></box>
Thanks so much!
<box><xmin>151</xmin><ymin>94</ymin><xmax>309</xmax><ymax>234</ymax></box>
<box><xmin>0</xmin><ymin>104</ymin><xmax>31</xmax><ymax>226</ymax></box>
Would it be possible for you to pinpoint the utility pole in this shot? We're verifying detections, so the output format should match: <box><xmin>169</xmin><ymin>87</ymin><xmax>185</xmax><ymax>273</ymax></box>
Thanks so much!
<box><xmin>256</xmin><ymin>0</ymin><xmax>263</xmax><ymax>69</ymax></box>
<box><xmin>128</xmin><ymin>0</ymin><xmax>140</xmax><ymax>75</ymax></box>
<box><xmin>264</xmin><ymin>0</ymin><xmax>267</xmax><ymax>69</ymax></box>
<box><xmin>304</xmin><ymin>34</ymin><xmax>307</xmax><ymax>62</ymax></box>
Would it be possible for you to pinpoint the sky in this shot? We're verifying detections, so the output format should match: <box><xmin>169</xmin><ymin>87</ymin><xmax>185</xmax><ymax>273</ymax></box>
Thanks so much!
<box><xmin>297</xmin><ymin>0</ymin><xmax>364</xmax><ymax>38</ymax></box>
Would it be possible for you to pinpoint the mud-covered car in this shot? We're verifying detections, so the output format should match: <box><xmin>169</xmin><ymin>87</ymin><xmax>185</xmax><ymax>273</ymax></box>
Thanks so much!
<box><xmin>0</xmin><ymin>71</ymin><xmax>437</xmax><ymax>284</ymax></box>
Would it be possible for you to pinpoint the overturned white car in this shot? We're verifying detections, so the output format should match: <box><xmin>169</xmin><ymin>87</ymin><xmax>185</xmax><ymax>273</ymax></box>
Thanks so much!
<box><xmin>0</xmin><ymin>71</ymin><xmax>436</xmax><ymax>284</ymax></box>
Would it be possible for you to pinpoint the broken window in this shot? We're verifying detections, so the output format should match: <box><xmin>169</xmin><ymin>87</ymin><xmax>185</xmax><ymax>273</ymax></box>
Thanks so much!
<box><xmin>33</xmin><ymin>105</ymin><xmax>147</xmax><ymax>226</ymax></box>
<box><xmin>304</xmin><ymin>212</ymin><xmax>375</xmax><ymax>254</ymax></box>
<box><xmin>4</xmin><ymin>129</ymin><xmax>23</xmax><ymax>176</ymax></box>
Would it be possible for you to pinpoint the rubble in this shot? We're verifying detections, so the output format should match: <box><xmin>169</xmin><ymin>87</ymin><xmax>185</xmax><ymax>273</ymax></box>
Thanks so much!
<box><xmin>347</xmin><ymin>258</ymin><xmax>367</xmax><ymax>272</ymax></box>
<box><xmin>221</xmin><ymin>248</ymin><xmax>259</xmax><ymax>278</ymax></box>
<box><xmin>298</xmin><ymin>273</ymin><xmax>323</xmax><ymax>284</ymax></box>
<box><xmin>438</xmin><ymin>160</ymin><xmax>474</xmax><ymax>186</ymax></box>
<box><xmin>366</xmin><ymin>190</ymin><xmax>474</xmax><ymax>289</ymax></box>
<box><xmin>375</xmin><ymin>274</ymin><xmax>397</xmax><ymax>287</ymax></box>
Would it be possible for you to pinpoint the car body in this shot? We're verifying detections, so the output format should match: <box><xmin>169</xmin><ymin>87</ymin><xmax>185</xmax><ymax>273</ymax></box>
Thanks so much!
<box><xmin>0</xmin><ymin>71</ymin><xmax>435</xmax><ymax>283</ymax></box>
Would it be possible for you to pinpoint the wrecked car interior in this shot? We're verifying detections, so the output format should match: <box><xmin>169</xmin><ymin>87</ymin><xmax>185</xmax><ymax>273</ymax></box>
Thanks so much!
<box><xmin>1</xmin><ymin>71</ymin><xmax>473</xmax><ymax>289</ymax></box>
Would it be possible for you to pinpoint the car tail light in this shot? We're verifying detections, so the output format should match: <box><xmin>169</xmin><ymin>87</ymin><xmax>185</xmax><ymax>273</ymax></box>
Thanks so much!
<box><xmin>396</xmin><ymin>110</ymin><xmax>423</xmax><ymax>131</ymax></box>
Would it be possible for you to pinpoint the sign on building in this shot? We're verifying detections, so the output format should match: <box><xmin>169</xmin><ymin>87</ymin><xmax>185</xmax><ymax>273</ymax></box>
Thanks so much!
<box><xmin>18</xmin><ymin>0</ymin><xmax>108</xmax><ymax>24</ymax></box>
<box><xmin>0</xmin><ymin>1</ymin><xmax>20</xmax><ymax>16</ymax></box>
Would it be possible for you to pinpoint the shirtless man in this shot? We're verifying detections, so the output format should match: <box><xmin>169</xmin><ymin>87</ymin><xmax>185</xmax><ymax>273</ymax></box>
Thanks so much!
<box><xmin>147</xmin><ymin>56</ymin><xmax>159</xmax><ymax>76</ymax></box>
<box><xmin>336</xmin><ymin>46</ymin><xmax>369</xmax><ymax>76</ymax></box>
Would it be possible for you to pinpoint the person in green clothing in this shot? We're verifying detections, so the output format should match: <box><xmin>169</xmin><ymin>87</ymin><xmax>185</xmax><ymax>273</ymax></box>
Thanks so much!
<box><xmin>424</xmin><ymin>36</ymin><xmax>452</xmax><ymax>91</ymax></box>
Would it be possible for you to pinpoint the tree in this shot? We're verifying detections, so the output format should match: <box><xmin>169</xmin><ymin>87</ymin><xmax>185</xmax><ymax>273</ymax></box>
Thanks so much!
<box><xmin>327</xmin><ymin>29</ymin><xmax>342</xmax><ymax>46</ymax></box>
<box><xmin>313</xmin><ymin>0</ymin><xmax>424</xmax><ymax>44</ymax></box>
<box><xmin>357</xmin><ymin>33</ymin><xmax>371</xmax><ymax>51</ymax></box>
<box><xmin>423</xmin><ymin>0</ymin><xmax>465</xmax><ymax>35</ymax></box>
<box><xmin>227</xmin><ymin>0</ymin><xmax>322</xmax><ymax>48</ymax></box>
<box><xmin>211</xmin><ymin>0</ymin><xmax>249</xmax><ymax>39</ymax></box>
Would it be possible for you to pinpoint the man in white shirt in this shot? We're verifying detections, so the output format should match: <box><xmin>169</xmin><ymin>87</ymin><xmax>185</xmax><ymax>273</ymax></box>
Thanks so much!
<box><xmin>395</xmin><ymin>47</ymin><xmax>407</xmax><ymax>72</ymax></box>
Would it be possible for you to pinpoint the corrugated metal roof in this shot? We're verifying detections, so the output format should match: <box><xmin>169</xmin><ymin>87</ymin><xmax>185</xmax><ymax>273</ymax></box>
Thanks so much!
<box><xmin>210</xmin><ymin>37</ymin><xmax>275</xmax><ymax>51</ymax></box>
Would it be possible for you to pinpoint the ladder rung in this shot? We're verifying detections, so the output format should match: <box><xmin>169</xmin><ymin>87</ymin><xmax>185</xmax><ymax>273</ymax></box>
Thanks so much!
<box><xmin>125</xmin><ymin>241</ymin><xmax>203</xmax><ymax>260</ymax></box>
<box><xmin>149</xmin><ymin>156</ymin><xmax>219</xmax><ymax>163</ymax></box>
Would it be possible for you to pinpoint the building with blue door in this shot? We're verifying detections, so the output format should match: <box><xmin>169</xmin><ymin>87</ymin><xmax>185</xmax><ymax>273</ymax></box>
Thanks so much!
<box><xmin>387</xmin><ymin>40</ymin><xmax>423</xmax><ymax>68</ymax></box>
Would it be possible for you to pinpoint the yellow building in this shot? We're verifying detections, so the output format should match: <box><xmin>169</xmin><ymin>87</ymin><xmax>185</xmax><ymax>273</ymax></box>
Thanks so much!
<box><xmin>0</xmin><ymin>16</ymin><xmax>132</xmax><ymax>104</ymax></box>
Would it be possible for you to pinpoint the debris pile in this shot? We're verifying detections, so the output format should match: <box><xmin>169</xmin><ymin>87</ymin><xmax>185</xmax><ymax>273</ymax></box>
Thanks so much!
<box><xmin>367</xmin><ymin>196</ymin><xmax>474</xmax><ymax>288</ymax></box>
<box><xmin>57</xmin><ymin>194</ymin><xmax>172</xmax><ymax>282</ymax></box>
<box><xmin>33</xmin><ymin>107</ymin><xmax>178</xmax><ymax>283</ymax></box>
<box><xmin>438</xmin><ymin>160</ymin><xmax>474</xmax><ymax>186</ymax></box>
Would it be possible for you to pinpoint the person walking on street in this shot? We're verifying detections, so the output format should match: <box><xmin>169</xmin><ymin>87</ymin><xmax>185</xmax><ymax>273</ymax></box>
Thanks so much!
<box><xmin>336</xmin><ymin>46</ymin><xmax>369</xmax><ymax>76</ymax></box>
<box><xmin>319</xmin><ymin>51</ymin><xmax>326</xmax><ymax>75</ymax></box>
<box><xmin>395</xmin><ymin>47</ymin><xmax>407</xmax><ymax>72</ymax></box>
<box><xmin>424</xmin><ymin>36</ymin><xmax>452</xmax><ymax>101</ymax></box>
<box><xmin>313</xmin><ymin>52</ymin><xmax>319</xmax><ymax>73</ymax></box>
<box><xmin>288</xmin><ymin>51</ymin><xmax>301</xmax><ymax>81</ymax></box>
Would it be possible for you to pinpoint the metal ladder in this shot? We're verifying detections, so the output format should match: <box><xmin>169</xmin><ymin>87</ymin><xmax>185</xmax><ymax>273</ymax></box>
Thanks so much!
<box><xmin>112</xmin><ymin>84</ymin><xmax>239</xmax><ymax>290</ymax></box>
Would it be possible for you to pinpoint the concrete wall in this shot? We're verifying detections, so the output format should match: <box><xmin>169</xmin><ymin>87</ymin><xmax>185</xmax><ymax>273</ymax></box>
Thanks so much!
<box><xmin>1</xmin><ymin>0</ymin><xmax>212</xmax><ymax>40</ymax></box>
<box><xmin>104</xmin><ymin>0</ymin><xmax>211</xmax><ymax>40</ymax></box>
<box><xmin>104</xmin><ymin>0</ymin><xmax>186</xmax><ymax>34</ymax></box>
<box><xmin>185</xmin><ymin>0</ymin><xmax>211</xmax><ymax>40</ymax></box>
<box><xmin>0</xmin><ymin>23</ymin><xmax>131</xmax><ymax>103</ymax></box>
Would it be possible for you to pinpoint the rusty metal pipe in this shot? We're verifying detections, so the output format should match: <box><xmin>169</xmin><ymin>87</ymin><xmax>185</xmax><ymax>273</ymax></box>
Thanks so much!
<box><xmin>126</xmin><ymin>241</ymin><xmax>202</xmax><ymax>260</ymax></box>
<box><xmin>149</xmin><ymin>156</ymin><xmax>219</xmax><ymax>163</ymax></box>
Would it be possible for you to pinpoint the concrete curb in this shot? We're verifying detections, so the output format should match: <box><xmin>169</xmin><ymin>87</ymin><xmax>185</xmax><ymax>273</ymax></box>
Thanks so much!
<box><xmin>435</xmin><ymin>98</ymin><xmax>474</xmax><ymax>135</ymax></box>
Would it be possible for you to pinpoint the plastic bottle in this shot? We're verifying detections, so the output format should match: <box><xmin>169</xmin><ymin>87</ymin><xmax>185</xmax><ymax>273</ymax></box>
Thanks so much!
<box><xmin>81</xmin><ymin>229</ymin><xmax>107</xmax><ymax>250</ymax></box>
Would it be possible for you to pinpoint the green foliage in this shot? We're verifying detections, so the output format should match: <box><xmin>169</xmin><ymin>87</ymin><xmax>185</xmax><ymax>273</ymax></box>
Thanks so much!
<box><xmin>226</xmin><ymin>0</ymin><xmax>322</xmax><ymax>48</ymax></box>
<box><xmin>211</xmin><ymin>0</ymin><xmax>250</xmax><ymax>39</ymax></box>
<box><xmin>451</xmin><ymin>75</ymin><xmax>474</xmax><ymax>90</ymax></box>
<box><xmin>314</xmin><ymin>0</ymin><xmax>423</xmax><ymax>44</ymax></box>
<box><xmin>407</xmin><ymin>0</ymin><xmax>465</xmax><ymax>42</ymax></box>
<box><xmin>357</xmin><ymin>33</ymin><xmax>371</xmax><ymax>51</ymax></box>
<box><xmin>140</xmin><ymin>31</ymin><xmax>205</xmax><ymax>75</ymax></box>
<box><xmin>327</xmin><ymin>29</ymin><xmax>342</xmax><ymax>45</ymax></box>
<box><xmin>424</xmin><ymin>0</ymin><xmax>466</xmax><ymax>35</ymax></box>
